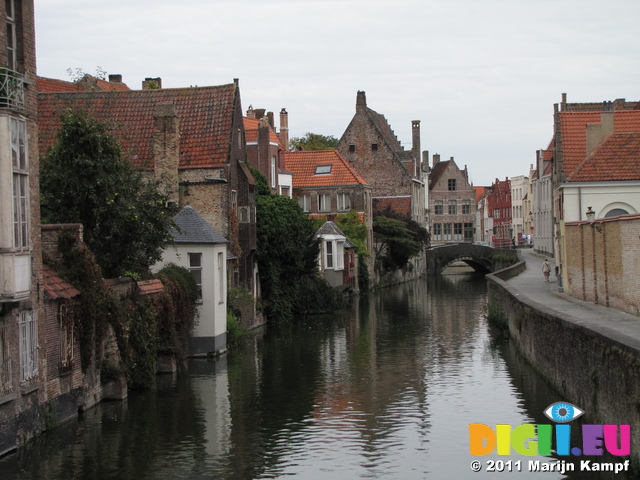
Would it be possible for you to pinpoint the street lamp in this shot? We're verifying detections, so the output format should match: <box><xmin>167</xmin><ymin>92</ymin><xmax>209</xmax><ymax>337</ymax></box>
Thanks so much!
<box><xmin>586</xmin><ymin>206</ymin><xmax>595</xmax><ymax>223</ymax></box>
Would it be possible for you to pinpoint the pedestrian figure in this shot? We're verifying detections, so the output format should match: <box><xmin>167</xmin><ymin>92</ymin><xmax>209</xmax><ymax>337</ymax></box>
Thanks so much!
<box><xmin>542</xmin><ymin>258</ymin><xmax>550</xmax><ymax>282</ymax></box>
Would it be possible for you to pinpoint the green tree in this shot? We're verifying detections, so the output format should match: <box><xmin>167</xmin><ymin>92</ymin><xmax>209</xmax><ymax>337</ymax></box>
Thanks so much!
<box><xmin>289</xmin><ymin>132</ymin><xmax>339</xmax><ymax>151</ymax></box>
<box><xmin>251</xmin><ymin>167</ymin><xmax>340</xmax><ymax>322</ymax></box>
<box><xmin>373</xmin><ymin>211</ymin><xmax>429</xmax><ymax>272</ymax></box>
<box><xmin>40</xmin><ymin>109</ymin><xmax>178</xmax><ymax>278</ymax></box>
<box><xmin>336</xmin><ymin>210</ymin><xmax>371</xmax><ymax>290</ymax></box>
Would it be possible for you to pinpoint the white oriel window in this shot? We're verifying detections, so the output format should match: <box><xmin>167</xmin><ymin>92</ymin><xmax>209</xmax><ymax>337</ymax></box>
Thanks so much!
<box><xmin>188</xmin><ymin>253</ymin><xmax>203</xmax><ymax>299</ymax></box>
<box><xmin>12</xmin><ymin>117</ymin><xmax>28</xmax><ymax>249</ymax></box>
<box><xmin>325</xmin><ymin>241</ymin><xmax>333</xmax><ymax>268</ymax></box>
<box><xmin>324</xmin><ymin>239</ymin><xmax>345</xmax><ymax>270</ymax></box>
<box><xmin>19</xmin><ymin>311</ymin><xmax>38</xmax><ymax>383</ymax></box>
<box><xmin>337</xmin><ymin>193</ymin><xmax>351</xmax><ymax>211</ymax></box>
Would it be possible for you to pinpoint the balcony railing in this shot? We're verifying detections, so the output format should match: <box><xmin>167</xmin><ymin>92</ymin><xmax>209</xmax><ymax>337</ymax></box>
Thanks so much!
<box><xmin>0</xmin><ymin>67</ymin><xmax>25</xmax><ymax>110</ymax></box>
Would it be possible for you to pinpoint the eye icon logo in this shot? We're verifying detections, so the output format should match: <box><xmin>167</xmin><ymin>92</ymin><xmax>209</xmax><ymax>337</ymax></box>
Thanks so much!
<box><xmin>544</xmin><ymin>402</ymin><xmax>584</xmax><ymax>423</ymax></box>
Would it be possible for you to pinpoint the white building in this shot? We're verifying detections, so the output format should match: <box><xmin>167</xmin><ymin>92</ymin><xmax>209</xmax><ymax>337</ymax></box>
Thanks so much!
<box><xmin>156</xmin><ymin>206</ymin><xmax>229</xmax><ymax>355</ymax></box>
<box><xmin>532</xmin><ymin>149</ymin><xmax>554</xmax><ymax>255</ymax></box>
<box><xmin>510</xmin><ymin>175</ymin><xmax>528</xmax><ymax>244</ymax></box>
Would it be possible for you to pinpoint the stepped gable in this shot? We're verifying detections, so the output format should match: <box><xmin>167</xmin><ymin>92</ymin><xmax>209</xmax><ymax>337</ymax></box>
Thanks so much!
<box><xmin>169</xmin><ymin>206</ymin><xmax>229</xmax><ymax>244</ymax></box>
<box><xmin>38</xmin><ymin>82</ymin><xmax>237</xmax><ymax>170</ymax></box>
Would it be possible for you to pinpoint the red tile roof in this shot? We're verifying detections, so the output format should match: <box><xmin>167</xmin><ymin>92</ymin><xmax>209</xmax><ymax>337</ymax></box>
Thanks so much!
<box><xmin>38</xmin><ymin>82</ymin><xmax>238</xmax><ymax>169</ymax></box>
<box><xmin>37</xmin><ymin>77</ymin><xmax>82</xmax><ymax>93</ymax></box>
<box><xmin>243</xmin><ymin>117</ymin><xmax>283</xmax><ymax>147</ymax></box>
<box><xmin>373</xmin><ymin>196</ymin><xmax>411</xmax><ymax>217</ymax></box>
<box><xmin>43</xmin><ymin>266</ymin><xmax>81</xmax><ymax>300</ymax></box>
<box><xmin>285</xmin><ymin>150</ymin><xmax>369</xmax><ymax>188</ymax></box>
<box><xmin>566</xmin><ymin>133</ymin><xmax>640</xmax><ymax>182</ymax></box>
<box><xmin>137</xmin><ymin>279</ymin><xmax>164</xmax><ymax>295</ymax></box>
<box><xmin>559</xmin><ymin>110</ymin><xmax>640</xmax><ymax>176</ymax></box>
<box><xmin>37</xmin><ymin>75</ymin><xmax>131</xmax><ymax>93</ymax></box>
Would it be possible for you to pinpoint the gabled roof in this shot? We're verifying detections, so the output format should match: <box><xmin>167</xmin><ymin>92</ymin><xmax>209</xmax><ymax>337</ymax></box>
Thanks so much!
<box><xmin>43</xmin><ymin>266</ymin><xmax>81</xmax><ymax>300</ymax></box>
<box><xmin>365</xmin><ymin>108</ymin><xmax>404</xmax><ymax>152</ymax></box>
<box><xmin>285</xmin><ymin>150</ymin><xmax>370</xmax><ymax>188</ymax></box>
<box><xmin>169</xmin><ymin>206</ymin><xmax>229</xmax><ymax>244</ymax></box>
<box><xmin>566</xmin><ymin>133</ymin><xmax>640</xmax><ymax>182</ymax></box>
<box><xmin>558</xmin><ymin>109</ymin><xmax>640</xmax><ymax>177</ymax></box>
<box><xmin>315</xmin><ymin>221</ymin><xmax>356</xmax><ymax>248</ymax></box>
<box><xmin>429</xmin><ymin>160</ymin><xmax>452</xmax><ymax>189</ymax></box>
<box><xmin>243</xmin><ymin>117</ymin><xmax>283</xmax><ymax>148</ymax></box>
<box><xmin>38</xmin><ymin>82</ymin><xmax>239</xmax><ymax>169</ymax></box>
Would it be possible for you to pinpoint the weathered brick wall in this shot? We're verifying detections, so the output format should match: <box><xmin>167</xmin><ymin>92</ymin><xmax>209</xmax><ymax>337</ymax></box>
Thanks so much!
<box><xmin>566</xmin><ymin>216</ymin><xmax>640</xmax><ymax>315</ymax></box>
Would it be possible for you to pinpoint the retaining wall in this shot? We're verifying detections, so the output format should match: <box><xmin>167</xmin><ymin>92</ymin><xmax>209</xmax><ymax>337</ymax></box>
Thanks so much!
<box><xmin>487</xmin><ymin>262</ymin><xmax>640</xmax><ymax>460</ymax></box>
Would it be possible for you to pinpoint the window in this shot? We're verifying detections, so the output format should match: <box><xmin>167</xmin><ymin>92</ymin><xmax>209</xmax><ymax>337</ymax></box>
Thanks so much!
<box><xmin>462</xmin><ymin>200</ymin><xmax>471</xmax><ymax>215</ymax></box>
<box><xmin>336</xmin><ymin>241</ymin><xmax>344</xmax><ymax>270</ymax></box>
<box><xmin>448</xmin><ymin>179</ymin><xmax>457</xmax><ymax>191</ymax></box>
<box><xmin>349</xmin><ymin>144</ymin><xmax>355</xmax><ymax>153</ymax></box>
<box><xmin>271</xmin><ymin>157</ymin><xmax>276</xmax><ymax>188</ymax></box>
<box><xmin>59</xmin><ymin>304</ymin><xmax>74</xmax><ymax>369</ymax></box>
<box><xmin>280</xmin><ymin>186</ymin><xmax>290</xmax><ymax>198</ymax></box>
<box><xmin>6</xmin><ymin>0</ymin><xmax>16</xmax><ymax>70</ymax></box>
<box><xmin>0</xmin><ymin>320</ymin><xmax>12</xmax><ymax>396</ymax></box>
<box><xmin>443</xmin><ymin>223</ymin><xmax>452</xmax><ymax>241</ymax></box>
<box><xmin>315</xmin><ymin>165</ymin><xmax>332</xmax><ymax>175</ymax></box>
<box><xmin>218</xmin><ymin>252</ymin><xmax>224</xmax><ymax>303</ymax></box>
<box><xmin>298</xmin><ymin>195</ymin><xmax>311</xmax><ymax>212</ymax></box>
<box><xmin>239</xmin><ymin>207</ymin><xmax>248</xmax><ymax>223</ymax></box>
<box><xmin>337</xmin><ymin>193</ymin><xmax>351</xmax><ymax>211</ymax></box>
<box><xmin>464</xmin><ymin>223</ymin><xmax>474</xmax><ymax>242</ymax></box>
<box><xmin>434</xmin><ymin>201</ymin><xmax>443</xmax><ymax>215</ymax></box>
<box><xmin>19</xmin><ymin>311</ymin><xmax>38</xmax><ymax>383</ymax></box>
<box><xmin>448</xmin><ymin>201</ymin><xmax>457</xmax><ymax>215</ymax></box>
<box><xmin>454</xmin><ymin>223</ymin><xmax>463</xmax><ymax>241</ymax></box>
<box><xmin>12</xmin><ymin>117</ymin><xmax>28</xmax><ymax>249</ymax></box>
<box><xmin>326</xmin><ymin>240</ymin><xmax>333</xmax><ymax>268</ymax></box>
<box><xmin>433</xmin><ymin>223</ymin><xmax>442</xmax><ymax>241</ymax></box>
<box><xmin>231</xmin><ymin>190</ymin><xmax>237</xmax><ymax>209</ymax></box>
<box><xmin>318</xmin><ymin>194</ymin><xmax>330</xmax><ymax>212</ymax></box>
<box><xmin>372</xmin><ymin>143</ymin><xmax>378</xmax><ymax>151</ymax></box>
<box><xmin>188</xmin><ymin>253</ymin><xmax>203</xmax><ymax>299</ymax></box>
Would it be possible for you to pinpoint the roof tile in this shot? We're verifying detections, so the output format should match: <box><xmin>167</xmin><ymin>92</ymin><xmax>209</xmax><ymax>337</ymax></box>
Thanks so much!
<box><xmin>285</xmin><ymin>150</ymin><xmax>369</xmax><ymax>188</ymax></box>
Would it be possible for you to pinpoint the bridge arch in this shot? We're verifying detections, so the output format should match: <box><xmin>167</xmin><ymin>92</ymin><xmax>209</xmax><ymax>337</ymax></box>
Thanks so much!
<box><xmin>426</xmin><ymin>243</ymin><xmax>517</xmax><ymax>274</ymax></box>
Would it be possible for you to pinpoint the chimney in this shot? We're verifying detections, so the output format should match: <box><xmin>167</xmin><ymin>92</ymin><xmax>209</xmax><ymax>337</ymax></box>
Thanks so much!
<box><xmin>108</xmin><ymin>74</ymin><xmax>123</xmax><ymax>83</ymax></box>
<box><xmin>267</xmin><ymin>111</ymin><xmax>275</xmax><ymax>129</ymax></box>
<box><xmin>246</xmin><ymin>105</ymin><xmax>255</xmax><ymax>119</ymax></box>
<box><xmin>561</xmin><ymin>92</ymin><xmax>567</xmax><ymax>111</ymax></box>
<box><xmin>433</xmin><ymin>153</ymin><xmax>440</xmax><ymax>166</ymax></box>
<box><xmin>356</xmin><ymin>91</ymin><xmax>367</xmax><ymax>112</ymax></box>
<box><xmin>254</xmin><ymin>108</ymin><xmax>266</xmax><ymax>120</ymax></box>
<box><xmin>279</xmin><ymin>108</ymin><xmax>289</xmax><ymax>151</ymax></box>
<box><xmin>153</xmin><ymin>102</ymin><xmax>180</xmax><ymax>203</ymax></box>
<box><xmin>586</xmin><ymin>110</ymin><xmax>614</xmax><ymax>155</ymax></box>
<box><xmin>411</xmin><ymin>120</ymin><xmax>421</xmax><ymax>162</ymax></box>
<box><xmin>143</xmin><ymin>77</ymin><xmax>162</xmax><ymax>90</ymax></box>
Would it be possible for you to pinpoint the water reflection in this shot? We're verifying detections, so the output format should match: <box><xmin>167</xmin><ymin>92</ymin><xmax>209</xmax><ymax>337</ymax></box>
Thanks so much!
<box><xmin>0</xmin><ymin>274</ymin><xmax>628</xmax><ymax>479</ymax></box>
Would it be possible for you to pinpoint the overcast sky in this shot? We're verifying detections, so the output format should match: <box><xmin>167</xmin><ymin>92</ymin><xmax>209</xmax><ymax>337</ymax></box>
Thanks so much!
<box><xmin>35</xmin><ymin>0</ymin><xmax>640</xmax><ymax>186</ymax></box>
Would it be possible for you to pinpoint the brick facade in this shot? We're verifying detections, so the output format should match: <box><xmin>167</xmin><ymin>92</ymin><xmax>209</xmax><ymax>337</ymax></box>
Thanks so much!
<box><xmin>565</xmin><ymin>215</ymin><xmax>640</xmax><ymax>315</ymax></box>
<box><xmin>428</xmin><ymin>156</ymin><xmax>476</xmax><ymax>244</ymax></box>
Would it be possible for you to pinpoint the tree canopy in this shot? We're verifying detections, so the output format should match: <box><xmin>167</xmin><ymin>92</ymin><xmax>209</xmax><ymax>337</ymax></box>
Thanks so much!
<box><xmin>373</xmin><ymin>209</ymin><xmax>430</xmax><ymax>272</ymax></box>
<box><xmin>289</xmin><ymin>132</ymin><xmax>339</xmax><ymax>151</ymax></box>
<box><xmin>40</xmin><ymin>109</ymin><xmax>178</xmax><ymax>278</ymax></box>
<box><xmin>251</xmin><ymin>167</ymin><xmax>340</xmax><ymax>322</ymax></box>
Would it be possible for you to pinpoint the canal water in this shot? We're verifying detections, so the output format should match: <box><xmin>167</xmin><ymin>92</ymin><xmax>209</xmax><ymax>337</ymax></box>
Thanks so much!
<box><xmin>0</xmin><ymin>273</ymin><xmax>629</xmax><ymax>479</ymax></box>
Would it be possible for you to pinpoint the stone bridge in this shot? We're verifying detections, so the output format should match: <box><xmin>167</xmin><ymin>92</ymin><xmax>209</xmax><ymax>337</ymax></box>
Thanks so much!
<box><xmin>425</xmin><ymin>243</ymin><xmax>519</xmax><ymax>274</ymax></box>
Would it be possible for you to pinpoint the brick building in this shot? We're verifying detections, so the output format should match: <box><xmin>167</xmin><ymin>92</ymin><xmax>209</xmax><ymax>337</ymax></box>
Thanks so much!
<box><xmin>0</xmin><ymin>0</ymin><xmax>49</xmax><ymax>455</ymax></box>
<box><xmin>244</xmin><ymin>106</ymin><xmax>292</xmax><ymax>197</ymax></box>
<box><xmin>548</xmin><ymin>94</ymin><xmax>640</xmax><ymax>289</ymax></box>
<box><xmin>428</xmin><ymin>155</ymin><xmax>476</xmax><ymax>244</ymax></box>
<box><xmin>486</xmin><ymin>178</ymin><xmax>512</xmax><ymax>248</ymax></box>
<box><xmin>336</xmin><ymin>91</ymin><xmax>427</xmax><ymax>227</ymax></box>
<box><xmin>37</xmin><ymin>78</ymin><xmax>258</xmax><ymax>295</ymax></box>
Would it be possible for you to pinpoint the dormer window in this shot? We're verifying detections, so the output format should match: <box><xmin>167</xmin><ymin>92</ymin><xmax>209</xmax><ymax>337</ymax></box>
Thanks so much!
<box><xmin>315</xmin><ymin>165</ymin><xmax>331</xmax><ymax>175</ymax></box>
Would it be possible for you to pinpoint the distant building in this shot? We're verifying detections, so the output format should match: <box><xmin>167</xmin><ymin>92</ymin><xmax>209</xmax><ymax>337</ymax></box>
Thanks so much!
<box><xmin>244</xmin><ymin>106</ymin><xmax>292</xmax><ymax>197</ymax></box>
<box><xmin>285</xmin><ymin>149</ymin><xmax>374</xmax><ymax>255</ymax></box>
<box><xmin>486</xmin><ymin>178</ymin><xmax>512</xmax><ymax>248</ymax></box>
<box><xmin>510</xmin><ymin>175</ymin><xmax>528</xmax><ymax>244</ymax></box>
<box><xmin>337</xmin><ymin>91</ymin><xmax>427</xmax><ymax>226</ymax></box>
<box><xmin>532</xmin><ymin>146</ymin><xmax>554</xmax><ymax>255</ymax></box>
<box><xmin>428</xmin><ymin>155</ymin><xmax>476</xmax><ymax>244</ymax></box>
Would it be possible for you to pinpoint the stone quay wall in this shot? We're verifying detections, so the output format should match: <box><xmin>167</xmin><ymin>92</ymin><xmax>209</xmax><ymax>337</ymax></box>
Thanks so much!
<box><xmin>487</xmin><ymin>261</ymin><xmax>640</xmax><ymax>461</ymax></box>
